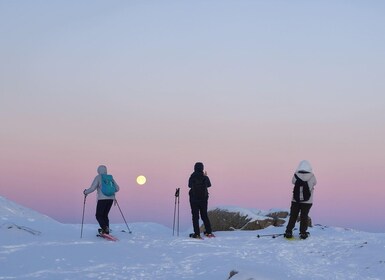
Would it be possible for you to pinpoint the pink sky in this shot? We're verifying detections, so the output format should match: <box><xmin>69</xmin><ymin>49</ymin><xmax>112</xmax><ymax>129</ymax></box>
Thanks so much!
<box><xmin>1</xmin><ymin>1</ymin><xmax>385</xmax><ymax>232</ymax></box>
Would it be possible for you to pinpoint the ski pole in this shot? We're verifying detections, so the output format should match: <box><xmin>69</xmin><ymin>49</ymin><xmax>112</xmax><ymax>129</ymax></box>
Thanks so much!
<box><xmin>80</xmin><ymin>194</ymin><xmax>87</xmax><ymax>238</ymax></box>
<box><xmin>256</xmin><ymin>233</ymin><xmax>284</xmax><ymax>238</ymax></box>
<box><xmin>115</xmin><ymin>199</ymin><xmax>132</xmax><ymax>234</ymax></box>
<box><xmin>172</xmin><ymin>190</ymin><xmax>176</xmax><ymax>236</ymax></box>
<box><xmin>177</xmin><ymin>188</ymin><xmax>180</xmax><ymax>236</ymax></box>
<box><xmin>173</xmin><ymin>188</ymin><xmax>180</xmax><ymax>236</ymax></box>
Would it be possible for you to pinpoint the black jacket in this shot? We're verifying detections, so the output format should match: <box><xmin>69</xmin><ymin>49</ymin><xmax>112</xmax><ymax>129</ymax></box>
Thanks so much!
<box><xmin>188</xmin><ymin>162</ymin><xmax>211</xmax><ymax>201</ymax></box>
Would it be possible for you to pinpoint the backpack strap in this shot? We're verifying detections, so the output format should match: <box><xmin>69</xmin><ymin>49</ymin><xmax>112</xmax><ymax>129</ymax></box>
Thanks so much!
<box><xmin>293</xmin><ymin>174</ymin><xmax>311</xmax><ymax>202</ymax></box>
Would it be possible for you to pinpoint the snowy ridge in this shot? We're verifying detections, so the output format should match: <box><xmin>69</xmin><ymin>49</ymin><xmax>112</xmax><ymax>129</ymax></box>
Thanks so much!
<box><xmin>0</xmin><ymin>195</ymin><xmax>59</xmax><ymax>224</ymax></box>
<box><xmin>0</xmin><ymin>195</ymin><xmax>68</xmax><ymax>240</ymax></box>
<box><xmin>1</xmin><ymin>196</ymin><xmax>385</xmax><ymax>279</ymax></box>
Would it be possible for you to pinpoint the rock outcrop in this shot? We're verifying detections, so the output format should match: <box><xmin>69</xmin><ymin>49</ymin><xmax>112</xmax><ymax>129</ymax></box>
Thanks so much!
<box><xmin>201</xmin><ymin>207</ymin><xmax>311</xmax><ymax>232</ymax></box>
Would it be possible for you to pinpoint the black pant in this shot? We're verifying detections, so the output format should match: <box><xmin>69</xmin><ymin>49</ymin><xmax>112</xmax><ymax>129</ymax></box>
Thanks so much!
<box><xmin>190</xmin><ymin>199</ymin><xmax>212</xmax><ymax>235</ymax></box>
<box><xmin>96</xmin><ymin>199</ymin><xmax>113</xmax><ymax>230</ymax></box>
<box><xmin>286</xmin><ymin>202</ymin><xmax>312</xmax><ymax>234</ymax></box>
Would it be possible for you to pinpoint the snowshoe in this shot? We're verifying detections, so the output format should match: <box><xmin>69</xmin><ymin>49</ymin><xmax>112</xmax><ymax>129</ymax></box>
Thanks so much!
<box><xmin>97</xmin><ymin>232</ymin><xmax>118</xmax><ymax>241</ymax></box>
<box><xmin>204</xmin><ymin>232</ymin><xmax>216</xmax><ymax>238</ymax></box>
<box><xmin>98</xmin><ymin>226</ymin><xmax>110</xmax><ymax>235</ymax></box>
<box><xmin>299</xmin><ymin>232</ymin><xmax>309</xmax><ymax>240</ymax></box>
<box><xmin>189</xmin><ymin>233</ymin><xmax>202</xmax><ymax>239</ymax></box>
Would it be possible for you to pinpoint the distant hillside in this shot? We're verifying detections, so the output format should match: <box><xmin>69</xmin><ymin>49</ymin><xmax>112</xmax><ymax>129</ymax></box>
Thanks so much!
<box><xmin>0</xmin><ymin>195</ymin><xmax>65</xmax><ymax>237</ymax></box>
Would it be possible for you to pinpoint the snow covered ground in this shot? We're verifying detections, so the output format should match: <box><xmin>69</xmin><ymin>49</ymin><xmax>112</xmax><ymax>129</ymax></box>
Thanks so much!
<box><xmin>1</xmin><ymin>196</ymin><xmax>385</xmax><ymax>280</ymax></box>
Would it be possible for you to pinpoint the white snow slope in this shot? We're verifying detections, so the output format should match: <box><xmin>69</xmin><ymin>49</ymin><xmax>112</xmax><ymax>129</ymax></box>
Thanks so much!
<box><xmin>1</xmin><ymin>196</ymin><xmax>385</xmax><ymax>280</ymax></box>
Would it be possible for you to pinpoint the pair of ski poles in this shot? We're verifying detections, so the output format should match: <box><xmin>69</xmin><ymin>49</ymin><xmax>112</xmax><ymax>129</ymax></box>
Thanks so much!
<box><xmin>256</xmin><ymin>233</ymin><xmax>285</xmax><ymax>238</ymax></box>
<box><xmin>80</xmin><ymin>196</ymin><xmax>132</xmax><ymax>238</ymax></box>
<box><xmin>82</xmin><ymin>188</ymin><xmax>181</xmax><ymax>238</ymax></box>
<box><xmin>173</xmin><ymin>188</ymin><xmax>180</xmax><ymax>236</ymax></box>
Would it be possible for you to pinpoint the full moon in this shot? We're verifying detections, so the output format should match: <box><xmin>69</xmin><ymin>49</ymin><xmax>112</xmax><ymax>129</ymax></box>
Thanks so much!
<box><xmin>136</xmin><ymin>175</ymin><xmax>146</xmax><ymax>185</ymax></box>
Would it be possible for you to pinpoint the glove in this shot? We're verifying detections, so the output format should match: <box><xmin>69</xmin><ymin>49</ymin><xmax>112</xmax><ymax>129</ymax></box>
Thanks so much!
<box><xmin>83</xmin><ymin>189</ymin><xmax>88</xmax><ymax>196</ymax></box>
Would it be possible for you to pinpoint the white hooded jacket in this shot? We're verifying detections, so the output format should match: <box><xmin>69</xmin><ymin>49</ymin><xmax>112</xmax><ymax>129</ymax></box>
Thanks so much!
<box><xmin>291</xmin><ymin>160</ymin><xmax>317</xmax><ymax>204</ymax></box>
<box><xmin>84</xmin><ymin>165</ymin><xmax>120</xmax><ymax>200</ymax></box>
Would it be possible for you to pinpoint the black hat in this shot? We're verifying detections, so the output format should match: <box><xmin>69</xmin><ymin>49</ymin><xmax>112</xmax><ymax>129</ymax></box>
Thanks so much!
<box><xmin>194</xmin><ymin>162</ymin><xmax>204</xmax><ymax>172</ymax></box>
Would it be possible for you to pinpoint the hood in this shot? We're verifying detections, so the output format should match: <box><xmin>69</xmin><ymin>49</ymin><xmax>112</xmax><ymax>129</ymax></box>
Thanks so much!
<box><xmin>97</xmin><ymin>165</ymin><xmax>108</xmax><ymax>175</ymax></box>
<box><xmin>296</xmin><ymin>160</ymin><xmax>313</xmax><ymax>173</ymax></box>
<box><xmin>295</xmin><ymin>172</ymin><xmax>314</xmax><ymax>182</ymax></box>
<box><xmin>194</xmin><ymin>162</ymin><xmax>204</xmax><ymax>172</ymax></box>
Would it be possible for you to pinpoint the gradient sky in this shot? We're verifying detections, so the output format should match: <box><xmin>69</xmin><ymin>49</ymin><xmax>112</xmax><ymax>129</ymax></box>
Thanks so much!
<box><xmin>1</xmin><ymin>1</ymin><xmax>385</xmax><ymax>232</ymax></box>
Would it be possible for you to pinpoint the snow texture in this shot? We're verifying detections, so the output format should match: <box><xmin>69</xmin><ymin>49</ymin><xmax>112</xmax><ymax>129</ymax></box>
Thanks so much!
<box><xmin>1</xmin><ymin>196</ymin><xmax>385</xmax><ymax>280</ymax></box>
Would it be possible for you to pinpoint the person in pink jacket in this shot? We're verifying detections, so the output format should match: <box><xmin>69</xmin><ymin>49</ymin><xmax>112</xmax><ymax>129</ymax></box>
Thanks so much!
<box><xmin>83</xmin><ymin>165</ymin><xmax>120</xmax><ymax>234</ymax></box>
<box><xmin>284</xmin><ymin>160</ymin><xmax>317</xmax><ymax>239</ymax></box>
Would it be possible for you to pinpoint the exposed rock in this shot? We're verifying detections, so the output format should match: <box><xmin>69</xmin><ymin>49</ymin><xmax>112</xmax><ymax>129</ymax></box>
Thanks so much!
<box><xmin>266</xmin><ymin>211</ymin><xmax>289</xmax><ymax>219</ymax></box>
<box><xmin>205</xmin><ymin>208</ymin><xmax>252</xmax><ymax>231</ymax></box>
<box><xmin>241</xmin><ymin>218</ymin><xmax>275</xmax><ymax>230</ymax></box>
<box><xmin>227</xmin><ymin>270</ymin><xmax>238</xmax><ymax>279</ymax></box>
<box><xmin>204</xmin><ymin>207</ymin><xmax>289</xmax><ymax>231</ymax></box>
<box><xmin>200</xmin><ymin>207</ymin><xmax>312</xmax><ymax>232</ymax></box>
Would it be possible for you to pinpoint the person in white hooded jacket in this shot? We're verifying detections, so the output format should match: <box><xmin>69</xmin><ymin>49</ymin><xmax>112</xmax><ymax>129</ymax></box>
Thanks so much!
<box><xmin>284</xmin><ymin>160</ymin><xmax>317</xmax><ymax>239</ymax></box>
<box><xmin>83</xmin><ymin>165</ymin><xmax>120</xmax><ymax>234</ymax></box>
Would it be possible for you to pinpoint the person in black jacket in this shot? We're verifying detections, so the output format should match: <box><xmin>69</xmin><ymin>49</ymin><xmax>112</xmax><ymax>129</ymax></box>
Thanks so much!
<box><xmin>188</xmin><ymin>162</ymin><xmax>214</xmax><ymax>238</ymax></box>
